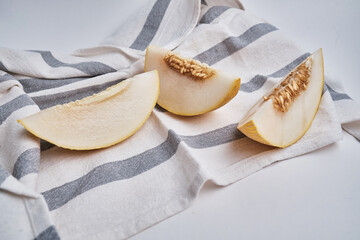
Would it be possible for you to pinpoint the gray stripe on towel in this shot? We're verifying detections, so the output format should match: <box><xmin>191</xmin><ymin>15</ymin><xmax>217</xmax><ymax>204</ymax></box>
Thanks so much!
<box><xmin>180</xmin><ymin>123</ymin><xmax>243</xmax><ymax>148</ymax></box>
<box><xmin>194</xmin><ymin>23</ymin><xmax>278</xmax><ymax>66</ymax></box>
<box><xmin>20</xmin><ymin>77</ymin><xmax>89</xmax><ymax>94</ymax></box>
<box><xmin>43</xmin><ymin>129</ymin><xmax>182</xmax><ymax>211</ymax></box>
<box><xmin>13</xmin><ymin>148</ymin><xmax>40</xmax><ymax>179</ymax></box>
<box><xmin>43</xmin><ymin>124</ymin><xmax>245</xmax><ymax>211</ymax></box>
<box><xmin>0</xmin><ymin>94</ymin><xmax>36</xmax><ymax>125</ymax></box>
<box><xmin>0</xmin><ymin>61</ymin><xmax>8</xmax><ymax>72</ymax></box>
<box><xmin>326</xmin><ymin>84</ymin><xmax>352</xmax><ymax>101</ymax></box>
<box><xmin>0</xmin><ymin>73</ymin><xmax>16</xmax><ymax>83</ymax></box>
<box><xmin>0</xmin><ymin>166</ymin><xmax>10</xmax><ymax>186</ymax></box>
<box><xmin>34</xmin><ymin>225</ymin><xmax>60</xmax><ymax>240</ymax></box>
<box><xmin>130</xmin><ymin>0</ymin><xmax>171</xmax><ymax>51</ymax></box>
<box><xmin>199</xmin><ymin>6</ymin><xmax>230</xmax><ymax>24</ymax></box>
<box><xmin>30</xmin><ymin>50</ymin><xmax>116</xmax><ymax>76</ymax></box>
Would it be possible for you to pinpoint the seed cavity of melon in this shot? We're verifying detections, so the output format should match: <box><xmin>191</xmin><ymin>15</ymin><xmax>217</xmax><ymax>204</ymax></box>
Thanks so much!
<box><xmin>163</xmin><ymin>52</ymin><xmax>215</xmax><ymax>80</ymax></box>
<box><xmin>264</xmin><ymin>57</ymin><xmax>313</xmax><ymax>112</ymax></box>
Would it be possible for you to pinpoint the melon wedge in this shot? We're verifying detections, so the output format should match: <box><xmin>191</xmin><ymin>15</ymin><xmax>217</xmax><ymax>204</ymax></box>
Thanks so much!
<box><xmin>18</xmin><ymin>71</ymin><xmax>160</xmax><ymax>150</ymax></box>
<box><xmin>145</xmin><ymin>45</ymin><xmax>241</xmax><ymax>116</ymax></box>
<box><xmin>237</xmin><ymin>49</ymin><xmax>324</xmax><ymax>148</ymax></box>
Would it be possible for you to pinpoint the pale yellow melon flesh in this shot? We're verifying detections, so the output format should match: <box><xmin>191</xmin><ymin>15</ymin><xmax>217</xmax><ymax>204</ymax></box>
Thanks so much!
<box><xmin>145</xmin><ymin>45</ymin><xmax>241</xmax><ymax>116</ymax></box>
<box><xmin>237</xmin><ymin>49</ymin><xmax>324</xmax><ymax>148</ymax></box>
<box><xmin>18</xmin><ymin>71</ymin><xmax>160</xmax><ymax>150</ymax></box>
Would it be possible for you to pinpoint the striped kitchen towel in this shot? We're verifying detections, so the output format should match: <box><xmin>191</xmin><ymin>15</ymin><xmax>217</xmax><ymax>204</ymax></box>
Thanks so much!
<box><xmin>1</xmin><ymin>0</ymin><xmax>359</xmax><ymax>239</ymax></box>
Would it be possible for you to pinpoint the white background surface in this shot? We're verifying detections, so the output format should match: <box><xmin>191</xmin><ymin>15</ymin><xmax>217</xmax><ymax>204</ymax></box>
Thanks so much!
<box><xmin>1</xmin><ymin>0</ymin><xmax>359</xmax><ymax>239</ymax></box>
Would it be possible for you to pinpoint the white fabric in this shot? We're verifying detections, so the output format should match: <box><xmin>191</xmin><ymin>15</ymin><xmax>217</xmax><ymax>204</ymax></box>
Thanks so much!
<box><xmin>0</xmin><ymin>0</ymin><xmax>359</xmax><ymax>239</ymax></box>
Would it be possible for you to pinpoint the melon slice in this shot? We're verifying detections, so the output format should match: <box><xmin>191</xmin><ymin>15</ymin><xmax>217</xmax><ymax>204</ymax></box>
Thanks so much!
<box><xmin>18</xmin><ymin>71</ymin><xmax>160</xmax><ymax>150</ymax></box>
<box><xmin>145</xmin><ymin>45</ymin><xmax>241</xmax><ymax>116</ymax></box>
<box><xmin>237</xmin><ymin>49</ymin><xmax>324</xmax><ymax>148</ymax></box>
